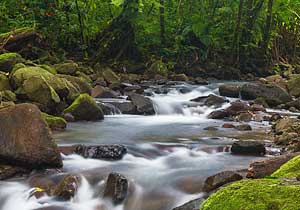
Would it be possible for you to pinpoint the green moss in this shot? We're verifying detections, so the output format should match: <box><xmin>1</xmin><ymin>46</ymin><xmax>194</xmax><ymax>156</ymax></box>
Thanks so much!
<box><xmin>0</xmin><ymin>72</ymin><xmax>11</xmax><ymax>91</ymax></box>
<box><xmin>272</xmin><ymin>156</ymin><xmax>300</xmax><ymax>178</ymax></box>
<box><xmin>63</xmin><ymin>93</ymin><xmax>103</xmax><ymax>121</ymax></box>
<box><xmin>42</xmin><ymin>112</ymin><xmax>67</xmax><ymax>130</ymax></box>
<box><xmin>0</xmin><ymin>90</ymin><xmax>16</xmax><ymax>102</ymax></box>
<box><xmin>200</xmin><ymin>179</ymin><xmax>300</xmax><ymax>210</ymax></box>
<box><xmin>39</xmin><ymin>64</ymin><xmax>57</xmax><ymax>74</ymax></box>
<box><xmin>0</xmin><ymin>27</ymin><xmax>35</xmax><ymax>41</ymax></box>
<box><xmin>0</xmin><ymin>53</ymin><xmax>23</xmax><ymax>72</ymax></box>
<box><xmin>102</xmin><ymin>68</ymin><xmax>120</xmax><ymax>84</ymax></box>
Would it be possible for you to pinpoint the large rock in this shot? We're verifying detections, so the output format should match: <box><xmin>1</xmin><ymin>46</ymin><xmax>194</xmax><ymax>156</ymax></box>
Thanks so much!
<box><xmin>59</xmin><ymin>144</ymin><xmax>127</xmax><ymax>160</ymax></box>
<box><xmin>191</xmin><ymin>94</ymin><xmax>228</xmax><ymax>107</ymax></box>
<box><xmin>225</xmin><ymin>101</ymin><xmax>250</xmax><ymax>116</ymax></box>
<box><xmin>103</xmin><ymin>173</ymin><xmax>129</xmax><ymax>205</ymax></box>
<box><xmin>208</xmin><ymin>110</ymin><xmax>229</xmax><ymax>119</ymax></box>
<box><xmin>231</xmin><ymin>141</ymin><xmax>266</xmax><ymax>156</ymax></box>
<box><xmin>241</xmin><ymin>82</ymin><xmax>292</xmax><ymax>107</ymax></box>
<box><xmin>0</xmin><ymin>53</ymin><xmax>23</xmax><ymax>72</ymax></box>
<box><xmin>91</xmin><ymin>85</ymin><xmax>119</xmax><ymax>98</ymax></box>
<box><xmin>53</xmin><ymin>62</ymin><xmax>79</xmax><ymax>75</ymax></box>
<box><xmin>128</xmin><ymin>93</ymin><xmax>155</xmax><ymax>115</ymax></box>
<box><xmin>57</xmin><ymin>74</ymin><xmax>92</xmax><ymax>95</ymax></box>
<box><xmin>203</xmin><ymin>171</ymin><xmax>243</xmax><ymax>192</ymax></box>
<box><xmin>102</xmin><ymin>68</ymin><xmax>120</xmax><ymax>84</ymax></box>
<box><xmin>200</xmin><ymin>179</ymin><xmax>300</xmax><ymax>210</ymax></box>
<box><xmin>247</xmin><ymin>153</ymin><xmax>300</xmax><ymax>178</ymax></box>
<box><xmin>172</xmin><ymin>198</ymin><xmax>204</xmax><ymax>210</ymax></box>
<box><xmin>63</xmin><ymin>94</ymin><xmax>104</xmax><ymax>121</ymax></box>
<box><xmin>219</xmin><ymin>84</ymin><xmax>241</xmax><ymax>98</ymax></box>
<box><xmin>0</xmin><ymin>103</ymin><xmax>62</xmax><ymax>169</ymax></box>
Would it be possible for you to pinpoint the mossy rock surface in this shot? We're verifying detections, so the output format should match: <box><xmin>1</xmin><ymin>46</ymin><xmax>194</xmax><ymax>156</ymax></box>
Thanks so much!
<box><xmin>287</xmin><ymin>74</ymin><xmax>300</xmax><ymax>97</ymax></box>
<box><xmin>57</xmin><ymin>74</ymin><xmax>91</xmax><ymax>95</ymax></box>
<box><xmin>53</xmin><ymin>62</ymin><xmax>79</xmax><ymax>75</ymax></box>
<box><xmin>272</xmin><ymin>156</ymin><xmax>300</xmax><ymax>178</ymax></box>
<box><xmin>200</xmin><ymin>179</ymin><xmax>300</xmax><ymax>210</ymax></box>
<box><xmin>0</xmin><ymin>90</ymin><xmax>16</xmax><ymax>102</ymax></box>
<box><xmin>42</xmin><ymin>112</ymin><xmax>67</xmax><ymax>131</ymax></box>
<box><xmin>0</xmin><ymin>53</ymin><xmax>24</xmax><ymax>72</ymax></box>
<box><xmin>63</xmin><ymin>94</ymin><xmax>104</xmax><ymax>121</ymax></box>
<box><xmin>102</xmin><ymin>68</ymin><xmax>120</xmax><ymax>84</ymax></box>
<box><xmin>0</xmin><ymin>72</ymin><xmax>11</xmax><ymax>91</ymax></box>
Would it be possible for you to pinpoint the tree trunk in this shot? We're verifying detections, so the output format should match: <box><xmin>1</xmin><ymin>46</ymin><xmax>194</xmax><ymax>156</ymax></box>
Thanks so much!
<box><xmin>232</xmin><ymin>0</ymin><xmax>244</xmax><ymax>63</ymax></box>
<box><xmin>262</xmin><ymin>0</ymin><xmax>274</xmax><ymax>56</ymax></box>
<box><xmin>159</xmin><ymin>0</ymin><xmax>166</xmax><ymax>47</ymax></box>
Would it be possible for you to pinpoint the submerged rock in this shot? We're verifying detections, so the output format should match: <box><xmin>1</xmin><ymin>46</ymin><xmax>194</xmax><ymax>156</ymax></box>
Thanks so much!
<box><xmin>200</xmin><ymin>179</ymin><xmax>300</xmax><ymax>210</ymax></box>
<box><xmin>231</xmin><ymin>141</ymin><xmax>266</xmax><ymax>156</ymax></box>
<box><xmin>203</xmin><ymin>171</ymin><xmax>243</xmax><ymax>192</ymax></box>
<box><xmin>63</xmin><ymin>94</ymin><xmax>104</xmax><ymax>121</ymax></box>
<box><xmin>60</xmin><ymin>144</ymin><xmax>127</xmax><ymax>160</ymax></box>
<box><xmin>103</xmin><ymin>173</ymin><xmax>129</xmax><ymax>205</ymax></box>
<box><xmin>0</xmin><ymin>103</ymin><xmax>62</xmax><ymax>169</ymax></box>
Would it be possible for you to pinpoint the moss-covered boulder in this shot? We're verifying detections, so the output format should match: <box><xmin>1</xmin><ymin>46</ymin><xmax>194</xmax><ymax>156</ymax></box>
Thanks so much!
<box><xmin>42</xmin><ymin>112</ymin><xmax>67</xmax><ymax>131</ymax></box>
<box><xmin>53</xmin><ymin>62</ymin><xmax>79</xmax><ymax>75</ymax></box>
<box><xmin>272</xmin><ymin>156</ymin><xmax>300</xmax><ymax>178</ymax></box>
<box><xmin>39</xmin><ymin>64</ymin><xmax>57</xmax><ymax>74</ymax></box>
<box><xmin>200</xmin><ymin>179</ymin><xmax>300</xmax><ymax>210</ymax></box>
<box><xmin>0</xmin><ymin>90</ymin><xmax>16</xmax><ymax>102</ymax></box>
<box><xmin>0</xmin><ymin>53</ymin><xmax>24</xmax><ymax>72</ymax></box>
<box><xmin>57</xmin><ymin>74</ymin><xmax>91</xmax><ymax>95</ymax></box>
<box><xmin>63</xmin><ymin>94</ymin><xmax>104</xmax><ymax>121</ymax></box>
<box><xmin>287</xmin><ymin>74</ymin><xmax>300</xmax><ymax>97</ymax></box>
<box><xmin>0</xmin><ymin>72</ymin><xmax>11</xmax><ymax>91</ymax></box>
<box><xmin>102</xmin><ymin>68</ymin><xmax>120</xmax><ymax>84</ymax></box>
<box><xmin>23</xmin><ymin>75</ymin><xmax>61</xmax><ymax>109</ymax></box>
<box><xmin>11</xmin><ymin>66</ymin><xmax>80</xmax><ymax>103</ymax></box>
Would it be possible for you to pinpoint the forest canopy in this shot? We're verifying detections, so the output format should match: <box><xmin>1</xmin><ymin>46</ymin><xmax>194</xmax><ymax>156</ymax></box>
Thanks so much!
<box><xmin>0</xmin><ymin>0</ymin><xmax>299</xmax><ymax>73</ymax></box>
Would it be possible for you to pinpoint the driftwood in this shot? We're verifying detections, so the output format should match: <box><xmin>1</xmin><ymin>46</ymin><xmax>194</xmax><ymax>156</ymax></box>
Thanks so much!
<box><xmin>247</xmin><ymin>152</ymin><xmax>300</xmax><ymax>178</ymax></box>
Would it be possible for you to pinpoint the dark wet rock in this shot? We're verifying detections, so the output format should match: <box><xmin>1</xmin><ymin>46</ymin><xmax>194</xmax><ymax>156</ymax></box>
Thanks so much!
<box><xmin>121</xmin><ymin>83</ymin><xmax>144</xmax><ymax>94</ymax></box>
<box><xmin>91</xmin><ymin>85</ymin><xmax>119</xmax><ymax>98</ymax></box>
<box><xmin>110</xmin><ymin>101</ymin><xmax>136</xmax><ymax>114</ymax></box>
<box><xmin>235</xmin><ymin>124</ymin><xmax>252</xmax><ymax>131</ymax></box>
<box><xmin>53</xmin><ymin>62</ymin><xmax>79</xmax><ymax>75</ymax></box>
<box><xmin>172</xmin><ymin>198</ymin><xmax>204</xmax><ymax>210</ymax></box>
<box><xmin>231</xmin><ymin>141</ymin><xmax>266</xmax><ymax>156</ymax></box>
<box><xmin>236</xmin><ymin>112</ymin><xmax>252</xmax><ymax>122</ymax></box>
<box><xmin>53</xmin><ymin>175</ymin><xmax>80</xmax><ymax>201</ymax></box>
<box><xmin>194</xmin><ymin>77</ymin><xmax>209</xmax><ymax>85</ymax></box>
<box><xmin>225</xmin><ymin>101</ymin><xmax>250</xmax><ymax>116</ymax></box>
<box><xmin>191</xmin><ymin>94</ymin><xmax>228</xmax><ymax>107</ymax></box>
<box><xmin>0</xmin><ymin>164</ymin><xmax>29</xmax><ymax>180</ymax></box>
<box><xmin>62</xmin><ymin>113</ymin><xmax>75</xmax><ymax>122</ymax></box>
<box><xmin>0</xmin><ymin>103</ymin><xmax>62</xmax><ymax>169</ymax></box>
<box><xmin>241</xmin><ymin>83</ymin><xmax>292</xmax><ymax>107</ymax></box>
<box><xmin>59</xmin><ymin>144</ymin><xmax>127</xmax><ymax>161</ymax></box>
<box><xmin>204</xmin><ymin>126</ymin><xmax>218</xmax><ymax>131</ymax></box>
<box><xmin>222</xmin><ymin>123</ymin><xmax>236</xmax><ymax>128</ymax></box>
<box><xmin>179</xmin><ymin>87</ymin><xmax>191</xmax><ymax>94</ymax></box>
<box><xmin>63</xmin><ymin>94</ymin><xmax>104</xmax><ymax>121</ymax></box>
<box><xmin>203</xmin><ymin>171</ymin><xmax>243</xmax><ymax>192</ymax></box>
<box><xmin>247</xmin><ymin>153</ymin><xmax>300</xmax><ymax>178</ymax></box>
<box><xmin>208</xmin><ymin>110</ymin><xmax>229</xmax><ymax>119</ymax></box>
<box><xmin>128</xmin><ymin>93</ymin><xmax>155</xmax><ymax>115</ymax></box>
<box><xmin>250</xmin><ymin>104</ymin><xmax>266</xmax><ymax>112</ymax></box>
<box><xmin>103</xmin><ymin>173</ymin><xmax>129</xmax><ymax>205</ymax></box>
<box><xmin>219</xmin><ymin>84</ymin><xmax>241</xmax><ymax>98</ymax></box>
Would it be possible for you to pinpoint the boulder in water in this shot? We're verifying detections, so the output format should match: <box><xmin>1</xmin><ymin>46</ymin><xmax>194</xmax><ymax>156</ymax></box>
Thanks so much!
<box><xmin>208</xmin><ymin>110</ymin><xmax>229</xmax><ymax>119</ymax></box>
<box><xmin>231</xmin><ymin>141</ymin><xmax>266</xmax><ymax>156</ymax></box>
<box><xmin>203</xmin><ymin>171</ymin><xmax>243</xmax><ymax>192</ymax></box>
<box><xmin>103</xmin><ymin>173</ymin><xmax>129</xmax><ymax>205</ymax></box>
<box><xmin>53</xmin><ymin>175</ymin><xmax>80</xmax><ymax>201</ymax></box>
<box><xmin>235</xmin><ymin>124</ymin><xmax>252</xmax><ymax>131</ymax></box>
<box><xmin>219</xmin><ymin>84</ymin><xmax>241</xmax><ymax>98</ymax></box>
<box><xmin>191</xmin><ymin>94</ymin><xmax>229</xmax><ymax>107</ymax></box>
<box><xmin>241</xmin><ymin>82</ymin><xmax>292</xmax><ymax>107</ymax></box>
<box><xmin>0</xmin><ymin>103</ymin><xmax>62</xmax><ymax>169</ymax></box>
<box><xmin>128</xmin><ymin>93</ymin><xmax>155</xmax><ymax>115</ymax></box>
<box><xmin>63</xmin><ymin>94</ymin><xmax>104</xmax><ymax>121</ymax></box>
<box><xmin>0</xmin><ymin>164</ymin><xmax>29</xmax><ymax>180</ymax></box>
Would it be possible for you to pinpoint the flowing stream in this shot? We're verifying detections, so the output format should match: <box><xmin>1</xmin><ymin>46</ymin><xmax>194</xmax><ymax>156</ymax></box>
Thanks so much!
<box><xmin>0</xmin><ymin>82</ymin><xmax>272</xmax><ymax>210</ymax></box>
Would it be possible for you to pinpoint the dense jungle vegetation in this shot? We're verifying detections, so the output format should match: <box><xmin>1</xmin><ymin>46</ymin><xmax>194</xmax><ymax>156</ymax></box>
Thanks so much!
<box><xmin>0</xmin><ymin>0</ymin><xmax>300</xmax><ymax>75</ymax></box>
